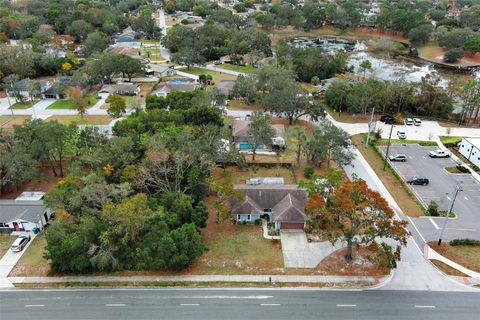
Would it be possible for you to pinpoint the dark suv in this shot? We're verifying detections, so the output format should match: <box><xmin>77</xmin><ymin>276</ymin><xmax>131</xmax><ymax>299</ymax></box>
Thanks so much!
<box><xmin>380</xmin><ymin>115</ymin><xmax>394</xmax><ymax>124</ymax></box>
<box><xmin>407</xmin><ymin>176</ymin><xmax>429</xmax><ymax>185</ymax></box>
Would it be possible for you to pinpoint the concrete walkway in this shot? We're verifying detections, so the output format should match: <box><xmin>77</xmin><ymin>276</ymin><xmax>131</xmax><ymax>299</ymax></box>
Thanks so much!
<box><xmin>0</xmin><ymin>232</ymin><xmax>37</xmax><ymax>288</ymax></box>
<box><xmin>262</xmin><ymin>220</ymin><xmax>280</xmax><ymax>240</ymax></box>
<box><xmin>425</xmin><ymin>244</ymin><xmax>480</xmax><ymax>279</ymax></box>
<box><xmin>8</xmin><ymin>274</ymin><xmax>387</xmax><ymax>286</ymax></box>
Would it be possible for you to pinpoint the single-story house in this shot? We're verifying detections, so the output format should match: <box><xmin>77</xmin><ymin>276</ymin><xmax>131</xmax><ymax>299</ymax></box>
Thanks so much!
<box><xmin>112</xmin><ymin>27</ymin><xmax>141</xmax><ymax>48</ymax></box>
<box><xmin>232</xmin><ymin>120</ymin><xmax>285</xmax><ymax>149</ymax></box>
<box><xmin>152</xmin><ymin>82</ymin><xmax>199</xmax><ymax>98</ymax></box>
<box><xmin>231</xmin><ymin>184</ymin><xmax>308</xmax><ymax>230</ymax></box>
<box><xmin>458</xmin><ymin>137</ymin><xmax>480</xmax><ymax>168</ymax></box>
<box><xmin>100</xmin><ymin>83</ymin><xmax>140</xmax><ymax>96</ymax></box>
<box><xmin>7</xmin><ymin>79</ymin><xmax>49</xmax><ymax>102</ymax></box>
<box><xmin>0</xmin><ymin>200</ymin><xmax>52</xmax><ymax>233</ymax></box>
<box><xmin>146</xmin><ymin>64</ymin><xmax>177</xmax><ymax>78</ymax></box>
<box><xmin>41</xmin><ymin>76</ymin><xmax>90</xmax><ymax>100</ymax></box>
<box><xmin>216</xmin><ymin>80</ymin><xmax>236</xmax><ymax>97</ymax></box>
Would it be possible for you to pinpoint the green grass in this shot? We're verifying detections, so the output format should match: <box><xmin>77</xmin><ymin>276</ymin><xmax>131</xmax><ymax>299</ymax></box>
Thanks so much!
<box><xmin>47</xmin><ymin>94</ymin><xmax>98</xmax><ymax>110</ymax></box>
<box><xmin>439</xmin><ymin>136</ymin><xmax>463</xmax><ymax>145</ymax></box>
<box><xmin>9</xmin><ymin>100</ymin><xmax>38</xmax><ymax>109</ymax></box>
<box><xmin>377</xmin><ymin>139</ymin><xmax>437</xmax><ymax>146</ymax></box>
<box><xmin>217</xmin><ymin>64</ymin><xmax>255</xmax><ymax>73</ymax></box>
<box><xmin>141</xmin><ymin>39</ymin><xmax>160</xmax><ymax>45</ymax></box>
<box><xmin>216</xmin><ymin>166</ymin><xmax>296</xmax><ymax>185</ymax></box>
<box><xmin>0</xmin><ymin>234</ymin><xmax>15</xmax><ymax>257</ymax></box>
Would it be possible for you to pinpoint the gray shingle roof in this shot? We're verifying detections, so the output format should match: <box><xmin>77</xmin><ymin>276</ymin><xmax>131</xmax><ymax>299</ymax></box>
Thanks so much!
<box><xmin>0</xmin><ymin>201</ymin><xmax>47</xmax><ymax>223</ymax></box>
<box><xmin>232</xmin><ymin>120</ymin><xmax>285</xmax><ymax>139</ymax></box>
<box><xmin>231</xmin><ymin>184</ymin><xmax>307</xmax><ymax>223</ymax></box>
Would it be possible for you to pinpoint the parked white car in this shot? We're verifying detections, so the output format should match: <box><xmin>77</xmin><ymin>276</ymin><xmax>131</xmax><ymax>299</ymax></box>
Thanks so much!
<box><xmin>397</xmin><ymin>131</ymin><xmax>407</xmax><ymax>139</ymax></box>
<box><xmin>405</xmin><ymin>118</ymin><xmax>413</xmax><ymax>125</ymax></box>
<box><xmin>413</xmin><ymin>118</ymin><xmax>422</xmax><ymax>126</ymax></box>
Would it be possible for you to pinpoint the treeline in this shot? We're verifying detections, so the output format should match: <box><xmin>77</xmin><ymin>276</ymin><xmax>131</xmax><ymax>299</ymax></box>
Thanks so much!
<box><xmin>163</xmin><ymin>23</ymin><xmax>272</xmax><ymax>66</ymax></box>
<box><xmin>324</xmin><ymin>75</ymin><xmax>454</xmax><ymax>119</ymax></box>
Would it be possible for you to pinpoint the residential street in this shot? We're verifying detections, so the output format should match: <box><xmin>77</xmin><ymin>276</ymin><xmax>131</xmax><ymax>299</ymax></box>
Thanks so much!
<box><xmin>1</xmin><ymin>288</ymin><xmax>479</xmax><ymax>320</ymax></box>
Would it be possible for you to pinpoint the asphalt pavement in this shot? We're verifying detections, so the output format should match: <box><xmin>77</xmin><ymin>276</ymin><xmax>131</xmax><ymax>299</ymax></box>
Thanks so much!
<box><xmin>380</xmin><ymin>144</ymin><xmax>480</xmax><ymax>240</ymax></box>
<box><xmin>1</xmin><ymin>288</ymin><xmax>479</xmax><ymax>320</ymax></box>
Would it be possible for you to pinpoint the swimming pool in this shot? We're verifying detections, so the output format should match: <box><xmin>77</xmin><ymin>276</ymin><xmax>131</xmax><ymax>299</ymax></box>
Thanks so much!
<box><xmin>239</xmin><ymin>144</ymin><xmax>265</xmax><ymax>150</ymax></box>
<box><xmin>168</xmin><ymin>79</ymin><xmax>191</xmax><ymax>84</ymax></box>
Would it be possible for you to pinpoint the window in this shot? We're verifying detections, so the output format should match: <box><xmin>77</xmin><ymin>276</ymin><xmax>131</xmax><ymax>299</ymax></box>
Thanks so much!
<box><xmin>0</xmin><ymin>222</ymin><xmax>8</xmax><ymax>228</ymax></box>
<box><xmin>237</xmin><ymin>215</ymin><xmax>240</xmax><ymax>220</ymax></box>
<box><xmin>247</xmin><ymin>214</ymin><xmax>251</xmax><ymax>221</ymax></box>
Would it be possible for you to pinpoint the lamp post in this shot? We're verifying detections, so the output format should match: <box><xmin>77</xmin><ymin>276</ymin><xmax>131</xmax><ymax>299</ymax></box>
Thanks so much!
<box><xmin>383</xmin><ymin>123</ymin><xmax>394</xmax><ymax>170</ymax></box>
<box><xmin>365</xmin><ymin>107</ymin><xmax>375</xmax><ymax>147</ymax></box>
<box><xmin>438</xmin><ymin>184</ymin><xmax>462</xmax><ymax>246</ymax></box>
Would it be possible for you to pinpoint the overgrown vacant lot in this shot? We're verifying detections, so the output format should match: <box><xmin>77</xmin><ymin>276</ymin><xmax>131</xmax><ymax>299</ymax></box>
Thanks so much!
<box><xmin>0</xmin><ymin>234</ymin><xmax>15</xmax><ymax>257</ymax></box>
<box><xmin>214</xmin><ymin>166</ymin><xmax>296</xmax><ymax>185</ymax></box>
<box><xmin>180</xmin><ymin>67</ymin><xmax>237</xmax><ymax>84</ymax></box>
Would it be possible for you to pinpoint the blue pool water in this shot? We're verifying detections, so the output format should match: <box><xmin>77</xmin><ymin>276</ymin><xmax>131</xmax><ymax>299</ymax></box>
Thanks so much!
<box><xmin>168</xmin><ymin>79</ymin><xmax>191</xmax><ymax>84</ymax></box>
<box><xmin>239</xmin><ymin>144</ymin><xmax>265</xmax><ymax>150</ymax></box>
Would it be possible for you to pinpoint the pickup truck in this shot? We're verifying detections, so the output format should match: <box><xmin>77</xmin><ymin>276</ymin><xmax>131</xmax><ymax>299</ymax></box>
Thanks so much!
<box><xmin>429</xmin><ymin>149</ymin><xmax>450</xmax><ymax>158</ymax></box>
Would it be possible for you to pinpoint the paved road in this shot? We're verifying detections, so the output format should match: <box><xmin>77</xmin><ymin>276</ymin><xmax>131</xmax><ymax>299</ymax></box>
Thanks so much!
<box><xmin>380</xmin><ymin>144</ymin><xmax>480</xmax><ymax>240</ymax></box>
<box><xmin>1</xmin><ymin>288</ymin><xmax>479</xmax><ymax>320</ymax></box>
<box><xmin>156</xmin><ymin>9</ymin><xmax>170</xmax><ymax>60</ymax></box>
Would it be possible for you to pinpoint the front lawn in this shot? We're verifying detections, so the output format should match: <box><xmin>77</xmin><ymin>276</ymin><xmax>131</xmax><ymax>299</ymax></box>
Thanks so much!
<box><xmin>180</xmin><ymin>67</ymin><xmax>237</xmax><ymax>84</ymax></box>
<box><xmin>353</xmin><ymin>135</ymin><xmax>425</xmax><ymax>217</ymax></box>
<box><xmin>47</xmin><ymin>115</ymin><xmax>112</xmax><ymax>125</ymax></box>
<box><xmin>217</xmin><ymin>64</ymin><xmax>255</xmax><ymax>73</ymax></box>
<box><xmin>47</xmin><ymin>94</ymin><xmax>98</xmax><ymax>110</ymax></box>
<box><xmin>9</xmin><ymin>234</ymin><xmax>50</xmax><ymax>277</ymax></box>
<box><xmin>0</xmin><ymin>234</ymin><xmax>15</xmax><ymax>257</ymax></box>
<box><xmin>9</xmin><ymin>100</ymin><xmax>38</xmax><ymax>109</ymax></box>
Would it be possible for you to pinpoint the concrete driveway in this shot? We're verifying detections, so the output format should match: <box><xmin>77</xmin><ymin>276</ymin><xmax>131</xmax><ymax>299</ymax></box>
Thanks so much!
<box><xmin>31</xmin><ymin>99</ymin><xmax>56</xmax><ymax>111</ymax></box>
<box><xmin>0</xmin><ymin>232</ymin><xmax>36</xmax><ymax>288</ymax></box>
<box><xmin>280</xmin><ymin>230</ymin><xmax>344</xmax><ymax>268</ymax></box>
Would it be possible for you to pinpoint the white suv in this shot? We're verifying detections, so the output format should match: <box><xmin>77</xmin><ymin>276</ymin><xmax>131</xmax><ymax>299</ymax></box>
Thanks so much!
<box><xmin>397</xmin><ymin>131</ymin><xmax>407</xmax><ymax>139</ymax></box>
<box><xmin>429</xmin><ymin>149</ymin><xmax>450</xmax><ymax>158</ymax></box>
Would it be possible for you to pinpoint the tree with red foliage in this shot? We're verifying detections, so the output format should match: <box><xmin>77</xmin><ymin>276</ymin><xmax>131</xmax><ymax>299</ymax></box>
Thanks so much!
<box><xmin>306</xmin><ymin>179</ymin><xmax>409</xmax><ymax>263</ymax></box>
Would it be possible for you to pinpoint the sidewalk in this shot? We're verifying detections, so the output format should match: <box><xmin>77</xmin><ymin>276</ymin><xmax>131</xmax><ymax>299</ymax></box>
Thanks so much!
<box><xmin>8</xmin><ymin>274</ymin><xmax>389</xmax><ymax>286</ymax></box>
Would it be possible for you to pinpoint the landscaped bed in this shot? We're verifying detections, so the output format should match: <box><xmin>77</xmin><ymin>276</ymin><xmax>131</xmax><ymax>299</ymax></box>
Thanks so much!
<box><xmin>428</xmin><ymin>241</ymin><xmax>480</xmax><ymax>275</ymax></box>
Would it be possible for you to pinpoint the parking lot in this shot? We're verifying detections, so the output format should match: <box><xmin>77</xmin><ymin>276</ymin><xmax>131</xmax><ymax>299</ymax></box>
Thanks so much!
<box><xmin>379</xmin><ymin>144</ymin><xmax>480</xmax><ymax>240</ymax></box>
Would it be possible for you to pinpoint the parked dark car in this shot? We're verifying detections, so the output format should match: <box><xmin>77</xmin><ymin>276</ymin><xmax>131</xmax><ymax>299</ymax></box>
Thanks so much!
<box><xmin>407</xmin><ymin>176</ymin><xmax>429</xmax><ymax>185</ymax></box>
<box><xmin>380</xmin><ymin>115</ymin><xmax>394</xmax><ymax>124</ymax></box>
<box><xmin>10</xmin><ymin>235</ymin><xmax>31</xmax><ymax>252</ymax></box>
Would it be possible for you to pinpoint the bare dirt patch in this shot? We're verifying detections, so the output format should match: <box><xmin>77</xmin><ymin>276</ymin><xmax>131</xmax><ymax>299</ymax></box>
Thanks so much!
<box><xmin>0</xmin><ymin>169</ymin><xmax>60</xmax><ymax>200</ymax></box>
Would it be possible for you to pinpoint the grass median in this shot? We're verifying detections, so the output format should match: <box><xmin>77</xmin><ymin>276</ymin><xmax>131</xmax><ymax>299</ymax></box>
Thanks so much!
<box><xmin>353</xmin><ymin>134</ymin><xmax>425</xmax><ymax>217</ymax></box>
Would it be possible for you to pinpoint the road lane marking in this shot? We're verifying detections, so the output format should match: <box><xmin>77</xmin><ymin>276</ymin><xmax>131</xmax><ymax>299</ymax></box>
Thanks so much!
<box><xmin>415</xmin><ymin>305</ymin><xmax>436</xmax><ymax>308</ymax></box>
<box><xmin>180</xmin><ymin>304</ymin><xmax>200</xmax><ymax>306</ymax></box>
<box><xmin>446</xmin><ymin>196</ymin><xmax>451</xmax><ymax>200</ymax></box>
<box><xmin>260</xmin><ymin>304</ymin><xmax>281</xmax><ymax>306</ymax></box>
<box><xmin>106</xmin><ymin>304</ymin><xmax>126</xmax><ymax>307</ymax></box>
<box><xmin>24</xmin><ymin>305</ymin><xmax>45</xmax><ymax>307</ymax></box>
<box><xmin>429</xmin><ymin>218</ymin><xmax>440</xmax><ymax>229</ymax></box>
<box><xmin>336</xmin><ymin>304</ymin><xmax>356</xmax><ymax>307</ymax></box>
<box><xmin>464</xmin><ymin>196</ymin><xmax>469</xmax><ymax>200</ymax></box>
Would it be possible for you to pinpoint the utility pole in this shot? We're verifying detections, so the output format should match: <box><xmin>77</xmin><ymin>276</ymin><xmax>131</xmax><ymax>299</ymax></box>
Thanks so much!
<box><xmin>383</xmin><ymin>123</ymin><xmax>394</xmax><ymax>170</ymax></box>
<box><xmin>438</xmin><ymin>185</ymin><xmax>462</xmax><ymax>246</ymax></box>
<box><xmin>365</xmin><ymin>107</ymin><xmax>375</xmax><ymax>147</ymax></box>
<box><xmin>6</xmin><ymin>84</ymin><xmax>15</xmax><ymax>119</ymax></box>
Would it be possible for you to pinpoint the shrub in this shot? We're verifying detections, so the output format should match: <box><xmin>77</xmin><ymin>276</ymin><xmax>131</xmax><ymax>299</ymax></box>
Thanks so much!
<box><xmin>303</xmin><ymin>166</ymin><xmax>315</xmax><ymax>179</ymax></box>
<box><xmin>450</xmin><ymin>238</ymin><xmax>480</xmax><ymax>246</ymax></box>
<box><xmin>254</xmin><ymin>218</ymin><xmax>261</xmax><ymax>225</ymax></box>
<box><xmin>427</xmin><ymin>200</ymin><xmax>439</xmax><ymax>216</ymax></box>
<box><xmin>456</xmin><ymin>165</ymin><xmax>469</xmax><ymax>173</ymax></box>
<box><xmin>393</xmin><ymin>113</ymin><xmax>404</xmax><ymax>125</ymax></box>
<box><xmin>444</xmin><ymin>48</ymin><xmax>464</xmax><ymax>63</ymax></box>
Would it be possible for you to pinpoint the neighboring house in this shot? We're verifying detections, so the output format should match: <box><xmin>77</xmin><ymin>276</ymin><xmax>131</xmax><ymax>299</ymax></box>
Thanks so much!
<box><xmin>231</xmin><ymin>184</ymin><xmax>308</xmax><ymax>230</ymax></box>
<box><xmin>232</xmin><ymin>120</ymin><xmax>285</xmax><ymax>149</ymax></box>
<box><xmin>0</xmin><ymin>192</ymin><xmax>52</xmax><ymax>233</ymax></box>
<box><xmin>152</xmin><ymin>82</ymin><xmax>198</xmax><ymax>98</ymax></box>
<box><xmin>100</xmin><ymin>83</ymin><xmax>140</xmax><ymax>96</ymax></box>
<box><xmin>41</xmin><ymin>76</ymin><xmax>90</xmax><ymax>100</ymax></box>
<box><xmin>216</xmin><ymin>80</ymin><xmax>236</xmax><ymax>97</ymax></box>
<box><xmin>112</xmin><ymin>26</ymin><xmax>141</xmax><ymax>48</ymax></box>
<box><xmin>146</xmin><ymin>64</ymin><xmax>177</xmax><ymax>77</ymax></box>
<box><xmin>7</xmin><ymin>79</ymin><xmax>49</xmax><ymax>102</ymax></box>
<box><xmin>458</xmin><ymin>137</ymin><xmax>480</xmax><ymax>168</ymax></box>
